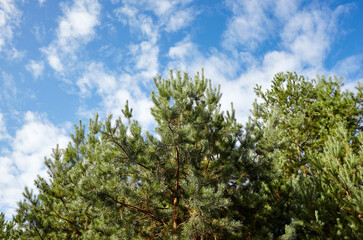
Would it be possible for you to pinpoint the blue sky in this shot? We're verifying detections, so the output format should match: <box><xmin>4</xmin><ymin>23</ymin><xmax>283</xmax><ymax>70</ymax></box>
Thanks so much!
<box><xmin>0</xmin><ymin>0</ymin><xmax>362</xmax><ymax>218</ymax></box>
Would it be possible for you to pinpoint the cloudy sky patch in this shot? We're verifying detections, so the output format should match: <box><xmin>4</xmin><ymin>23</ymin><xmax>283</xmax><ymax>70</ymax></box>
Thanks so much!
<box><xmin>0</xmin><ymin>0</ymin><xmax>362</xmax><ymax>218</ymax></box>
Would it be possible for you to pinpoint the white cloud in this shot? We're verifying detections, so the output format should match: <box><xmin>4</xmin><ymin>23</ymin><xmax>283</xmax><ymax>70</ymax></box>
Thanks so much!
<box><xmin>0</xmin><ymin>113</ymin><xmax>10</xmax><ymax>141</ymax></box>
<box><xmin>26</xmin><ymin>60</ymin><xmax>45</xmax><ymax>79</ymax></box>
<box><xmin>164</xmin><ymin>1</ymin><xmax>355</xmax><ymax>124</ymax></box>
<box><xmin>272</xmin><ymin>0</ymin><xmax>302</xmax><ymax>20</ymax></box>
<box><xmin>98</xmin><ymin>0</ymin><xmax>196</xmax><ymax>122</ymax></box>
<box><xmin>33</xmin><ymin>25</ymin><xmax>46</xmax><ymax>42</ymax></box>
<box><xmin>0</xmin><ymin>72</ymin><xmax>17</xmax><ymax>104</ymax></box>
<box><xmin>0</xmin><ymin>0</ymin><xmax>21</xmax><ymax>55</ymax></box>
<box><xmin>222</xmin><ymin>0</ymin><xmax>275</xmax><ymax>51</ymax></box>
<box><xmin>146</xmin><ymin>0</ymin><xmax>194</xmax><ymax>32</ymax></box>
<box><xmin>102</xmin><ymin>83</ymin><xmax>154</xmax><ymax>129</ymax></box>
<box><xmin>57</xmin><ymin>0</ymin><xmax>100</xmax><ymax>48</ymax></box>
<box><xmin>7</xmin><ymin>47</ymin><xmax>24</xmax><ymax>60</ymax></box>
<box><xmin>330</xmin><ymin>54</ymin><xmax>363</xmax><ymax>93</ymax></box>
<box><xmin>331</xmin><ymin>55</ymin><xmax>363</xmax><ymax>80</ymax></box>
<box><xmin>0</xmin><ymin>112</ymin><xmax>70</xmax><ymax>217</ymax></box>
<box><xmin>164</xmin><ymin>8</ymin><xmax>194</xmax><ymax>32</ymax></box>
<box><xmin>76</xmin><ymin>62</ymin><xmax>155</xmax><ymax>129</ymax></box>
<box><xmin>222</xmin><ymin>0</ymin><xmax>349</xmax><ymax>67</ymax></box>
<box><xmin>39</xmin><ymin>0</ymin><xmax>47</xmax><ymax>6</ymax></box>
<box><xmin>77</xmin><ymin>62</ymin><xmax>117</xmax><ymax>96</ymax></box>
<box><xmin>115</xmin><ymin>0</ymin><xmax>195</xmax><ymax>35</ymax></box>
<box><xmin>168</xmin><ymin>37</ymin><xmax>197</xmax><ymax>61</ymax></box>
<box><xmin>115</xmin><ymin>7</ymin><xmax>159</xmax><ymax>42</ymax></box>
<box><xmin>136</xmin><ymin>15</ymin><xmax>158</xmax><ymax>43</ymax></box>
<box><xmin>130</xmin><ymin>41</ymin><xmax>159</xmax><ymax>78</ymax></box>
<box><xmin>282</xmin><ymin>11</ymin><xmax>327</xmax><ymax>67</ymax></box>
<box><xmin>114</xmin><ymin>3</ymin><xmax>161</xmax><ymax>83</ymax></box>
<box><xmin>46</xmin><ymin>51</ymin><xmax>64</xmax><ymax>72</ymax></box>
<box><xmin>114</xmin><ymin>5</ymin><xmax>138</xmax><ymax>23</ymax></box>
<box><xmin>279</xmin><ymin>3</ymin><xmax>351</xmax><ymax>69</ymax></box>
<box><xmin>43</xmin><ymin>0</ymin><xmax>101</xmax><ymax>72</ymax></box>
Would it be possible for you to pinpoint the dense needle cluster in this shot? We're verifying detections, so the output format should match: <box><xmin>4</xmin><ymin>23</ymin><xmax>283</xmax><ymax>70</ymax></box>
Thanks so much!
<box><xmin>1</xmin><ymin>70</ymin><xmax>362</xmax><ymax>239</ymax></box>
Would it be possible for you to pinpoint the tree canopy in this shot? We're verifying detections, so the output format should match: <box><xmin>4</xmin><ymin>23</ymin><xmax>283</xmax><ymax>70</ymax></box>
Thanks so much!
<box><xmin>1</xmin><ymin>70</ymin><xmax>362</xmax><ymax>239</ymax></box>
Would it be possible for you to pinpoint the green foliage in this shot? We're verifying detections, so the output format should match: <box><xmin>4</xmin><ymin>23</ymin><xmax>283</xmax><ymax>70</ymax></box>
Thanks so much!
<box><xmin>0</xmin><ymin>212</ymin><xmax>14</xmax><ymax>239</ymax></box>
<box><xmin>1</xmin><ymin>70</ymin><xmax>361</xmax><ymax>239</ymax></box>
<box><xmin>252</xmin><ymin>72</ymin><xmax>362</xmax><ymax>239</ymax></box>
<box><xmin>289</xmin><ymin>125</ymin><xmax>362</xmax><ymax>239</ymax></box>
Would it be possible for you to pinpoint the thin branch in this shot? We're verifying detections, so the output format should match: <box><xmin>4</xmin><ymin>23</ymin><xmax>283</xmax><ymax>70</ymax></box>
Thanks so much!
<box><xmin>103</xmin><ymin>192</ymin><xmax>166</xmax><ymax>225</ymax></box>
<box><xmin>31</xmin><ymin>222</ymin><xmax>44</xmax><ymax>240</ymax></box>
<box><xmin>49</xmin><ymin>207</ymin><xmax>82</xmax><ymax>236</ymax></box>
<box><xmin>173</xmin><ymin>145</ymin><xmax>180</xmax><ymax>229</ymax></box>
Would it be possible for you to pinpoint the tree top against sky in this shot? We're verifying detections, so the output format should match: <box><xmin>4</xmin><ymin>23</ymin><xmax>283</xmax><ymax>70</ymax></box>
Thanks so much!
<box><xmin>0</xmin><ymin>0</ymin><xmax>363</xmax><ymax>219</ymax></box>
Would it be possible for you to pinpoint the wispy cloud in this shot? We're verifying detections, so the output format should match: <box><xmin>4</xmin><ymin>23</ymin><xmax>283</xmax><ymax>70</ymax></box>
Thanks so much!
<box><xmin>166</xmin><ymin>1</ymin><xmax>356</xmax><ymax>123</ymax></box>
<box><xmin>26</xmin><ymin>60</ymin><xmax>45</xmax><ymax>79</ymax></box>
<box><xmin>115</xmin><ymin>0</ymin><xmax>194</xmax><ymax>33</ymax></box>
<box><xmin>0</xmin><ymin>72</ymin><xmax>17</xmax><ymax>106</ymax></box>
<box><xmin>280</xmin><ymin>4</ymin><xmax>351</xmax><ymax>68</ymax></box>
<box><xmin>0</xmin><ymin>113</ymin><xmax>10</xmax><ymax>141</ymax></box>
<box><xmin>0</xmin><ymin>0</ymin><xmax>362</xmax><ymax>221</ymax></box>
<box><xmin>0</xmin><ymin>0</ymin><xmax>21</xmax><ymax>57</ymax></box>
<box><xmin>331</xmin><ymin>54</ymin><xmax>363</xmax><ymax>92</ymax></box>
<box><xmin>38</xmin><ymin>0</ymin><xmax>47</xmax><ymax>6</ymax></box>
<box><xmin>113</xmin><ymin>0</ymin><xmax>197</xmax><ymax>78</ymax></box>
<box><xmin>222</xmin><ymin>0</ymin><xmax>276</xmax><ymax>51</ymax></box>
<box><xmin>77</xmin><ymin>61</ymin><xmax>117</xmax><ymax>96</ymax></box>
<box><xmin>332</xmin><ymin>55</ymin><xmax>363</xmax><ymax>79</ymax></box>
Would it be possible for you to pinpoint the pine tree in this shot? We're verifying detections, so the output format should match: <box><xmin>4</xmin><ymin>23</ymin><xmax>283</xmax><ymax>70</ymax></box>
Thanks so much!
<box><xmin>3</xmin><ymin>70</ymin><xmax>361</xmax><ymax>239</ymax></box>
<box><xmin>9</xmin><ymin>70</ymin><xmax>246</xmax><ymax>239</ymax></box>
<box><xmin>289</xmin><ymin>123</ymin><xmax>363</xmax><ymax>239</ymax></box>
<box><xmin>0</xmin><ymin>212</ymin><xmax>14</xmax><ymax>239</ymax></box>
<box><xmin>251</xmin><ymin>72</ymin><xmax>362</xmax><ymax>239</ymax></box>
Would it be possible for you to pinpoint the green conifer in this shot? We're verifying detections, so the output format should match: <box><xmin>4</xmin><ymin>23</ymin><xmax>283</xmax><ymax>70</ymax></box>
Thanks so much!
<box><xmin>2</xmin><ymin>70</ymin><xmax>361</xmax><ymax>239</ymax></box>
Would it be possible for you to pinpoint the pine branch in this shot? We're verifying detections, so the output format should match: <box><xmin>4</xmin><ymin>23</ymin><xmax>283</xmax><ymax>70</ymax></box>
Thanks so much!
<box><xmin>173</xmin><ymin>145</ymin><xmax>180</xmax><ymax>229</ymax></box>
<box><xmin>102</xmin><ymin>192</ymin><xmax>166</xmax><ymax>225</ymax></box>
<box><xmin>31</xmin><ymin>222</ymin><xmax>44</xmax><ymax>240</ymax></box>
<box><xmin>48</xmin><ymin>207</ymin><xmax>82</xmax><ymax>236</ymax></box>
<box><xmin>101</xmin><ymin>131</ymin><xmax>150</xmax><ymax>170</ymax></box>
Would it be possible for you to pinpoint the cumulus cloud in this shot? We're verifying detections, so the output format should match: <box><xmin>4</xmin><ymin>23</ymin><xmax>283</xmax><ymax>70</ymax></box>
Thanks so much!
<box><xmin>0</xmin><ymin>112</ymin><xmax>70</xmax><ymax>217</ymax></box>
<box><xmin>57</xmin><ymin>1</ymin><xmax>100</xmax><ymax>47</ymax></box>
<box><xmin>26</xmin><ymin>60</ymin><xmax>45</xmax><ymax>79</ymax></box>
<box><xmin>42</xmin><ymin>0</ymin><xmax>101</xmax><ymax>72</ymax></box>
